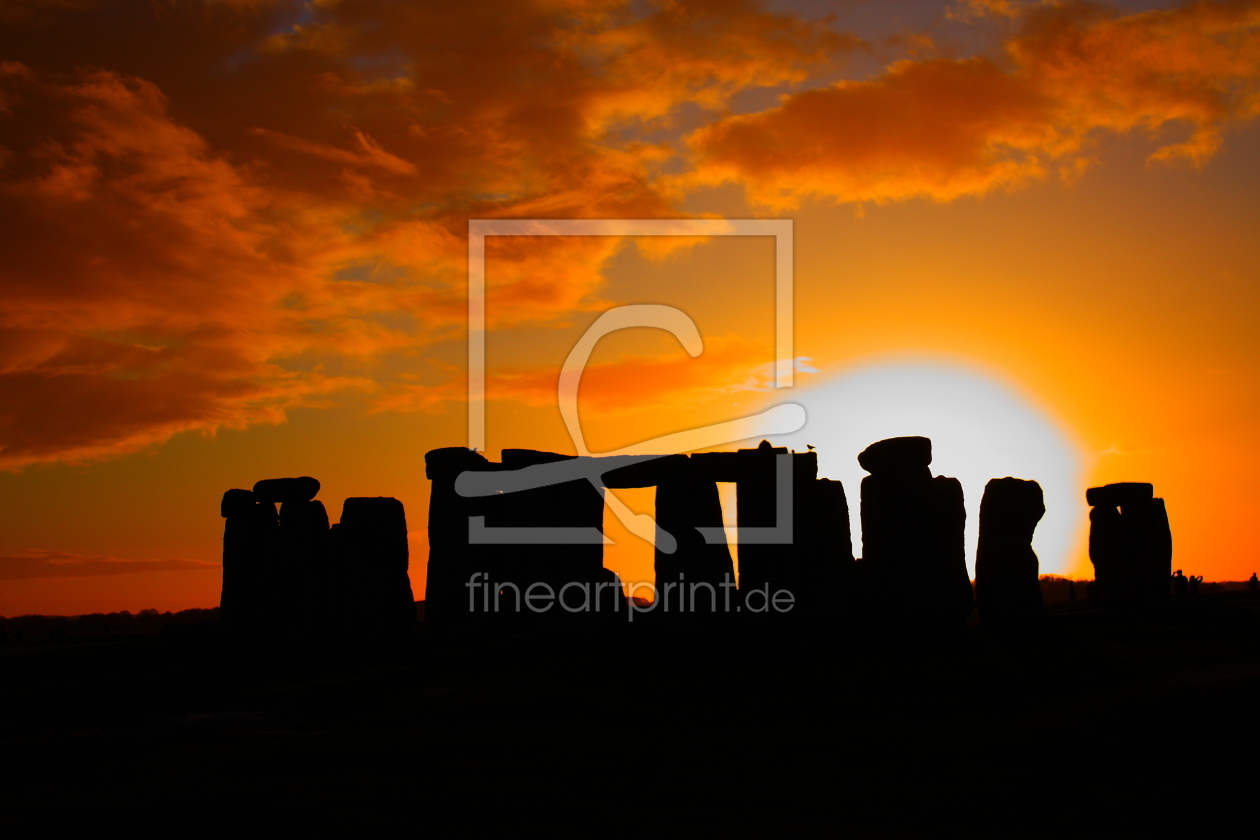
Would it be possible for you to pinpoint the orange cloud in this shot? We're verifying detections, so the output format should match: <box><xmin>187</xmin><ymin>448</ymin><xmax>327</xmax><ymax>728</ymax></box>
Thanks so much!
<box><xmin>0</xmin><ymin>0</ymin><xmax>839</xmax><ymax>468</ymax></box>
<box><xmin>491</xmin><ymin>334</ymin><xmax>801</xmax><ymax>412</ymax></box>
<box><xmin>0</xmin><ymin>65</ymin><xmax>373</xmax><ymax>468</ymax></box>
<box><xmin>250</xmin><ymin>127</ymin><xmax>419</xmax><ymax>175</ymax></box>
<box><xmin>947</xmin><ymin>0</ymin><xmax>1024</xmax><ymax>22</ymax></box>
<box><xmin>4</xmin><ymin>0</ymin><xmax>1256</xmax><ymax>471</ymax></box>
<box><xmin>685</xmin><ymin>0</ymin><xmax>1260</xmax><ymax>207</ymax></box>
<box><xmin>0</xmin><ymin>548</ymin><xmax>217</xmax><ymax>580</ymax></box>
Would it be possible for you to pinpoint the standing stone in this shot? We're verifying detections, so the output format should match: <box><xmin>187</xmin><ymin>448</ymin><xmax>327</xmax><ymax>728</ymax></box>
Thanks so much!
<box><xmin>931</xmin><ymin>475</ymin><xmax>974</xmax><ymax>624</ymax></box>
<box><xmin>426</xmin><ymin>448</ymin><xmax>625</xmax><ymax>628</ymax></box>
<box><xmin>334</xmin><ymin>497</ymin><xmax>416</xmax><ymax>637</ymax></box>
<box><xmin>279</xmin><ymin>498</ymin><xmax>331</xmax><ymax>638</ymax></box>
<box><xmin>732</xmin><ymin>441</ymin><xmax>795</xmax><ymax>613</ymax></box>
<box><xmin>1087</xmin><ymin>483</ymin><xmax>1171</xmax><ymax>606</ymax></box>
<box><xmin>654</xmin><ymin>476</ymin><xmax>735</xmax><ymax>614</ymax></box>
<box><xmin>975</xmin><ymin>477</ymin><xmax>1045</xmax><ymax>627</ymax></box>
<box><xmin>858</xmin><ymin>437</ymin><xmax>973</xmax><ymax>628</ymax></box>
<box><xmin>1088</xmin><ymin>504</ymin><xmax>1127</xmax><ymax>604</ymax></box>
<box><xmin>1148</xmin><ymin>498</ymin><xmax>1173</xmax><ymax>598</ymax></box>
<box><xmin>730</xmin><ymin>443</ymin><xmax>848</xmax><ymax>618</ymax></box>
<box><xmin>789</xmin><ymin>477</ymin><xmax>854</xmax><ymax>619</ymax></box>
<box><xmin>494</xmin><ymin>449</ymin><xmax>613</xmax><ymax>620</ymax></box>
<box><xmin>220</xmin><ymin>488</ymin><xmax>281</xmax><ymax>638</ymax></box>
<box><xmin>1122</xmin><ymin>496</ymin><xmax>1173</xmax><ymax>604</ymax></box>
<box><xmin>425</xmin><ymin>448</ymin><xmax>499</xmax><ymax>625</ymax></box>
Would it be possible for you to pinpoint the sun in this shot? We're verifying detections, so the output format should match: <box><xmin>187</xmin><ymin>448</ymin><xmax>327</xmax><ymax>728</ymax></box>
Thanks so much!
<box><xmin>762</xmin><ymin>360</ymin><xmax>1088</xmax><ymax>578</ymax></box>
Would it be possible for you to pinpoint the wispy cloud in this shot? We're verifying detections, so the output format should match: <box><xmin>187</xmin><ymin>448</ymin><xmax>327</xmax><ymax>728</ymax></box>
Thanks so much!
<box><xmin>683</xmin><ymin>0</ymin><xmax>1260</xmax><ymax>207</ymax></box>
<box><xmin>0</xmin><ymin>0</ymin><xmax>842</xmax><ymax>468</ymax></box>
<box><xmin>0</xmin><ymin>549</ymin><xmax>218</xmax><ymax>580</ymax></box>
<box><xmin>1</xmin><ymin>1</ymin><xmax>1257</xmax><ymax>469</ymax></box>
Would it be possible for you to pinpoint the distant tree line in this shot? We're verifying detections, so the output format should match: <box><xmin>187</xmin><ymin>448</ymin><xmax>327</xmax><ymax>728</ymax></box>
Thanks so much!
<box><xmin>0</xmin><ymin>607</ymin><xmax>220</xmax><ymax>643</ymax></box>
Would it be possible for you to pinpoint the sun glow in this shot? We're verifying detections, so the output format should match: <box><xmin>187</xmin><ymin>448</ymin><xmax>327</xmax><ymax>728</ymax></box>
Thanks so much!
<box><xmin>763</xmin><ymin>361</ymin><xmax>1088</xmax><ymax>577</ymax></box>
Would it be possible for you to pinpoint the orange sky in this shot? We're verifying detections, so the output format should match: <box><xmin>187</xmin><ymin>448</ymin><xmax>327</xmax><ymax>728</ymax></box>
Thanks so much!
<box><xmin>2</xmin><ymin>0</ymin><xmax>1259</xmax><ymax>615</ymax></box>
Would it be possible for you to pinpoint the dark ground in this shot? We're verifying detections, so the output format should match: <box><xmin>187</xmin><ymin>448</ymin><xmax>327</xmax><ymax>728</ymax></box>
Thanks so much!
<box><xmin>3</xmin><ymin>596</ymin><xmax>1260</xmax><ymax>835</ymax></box>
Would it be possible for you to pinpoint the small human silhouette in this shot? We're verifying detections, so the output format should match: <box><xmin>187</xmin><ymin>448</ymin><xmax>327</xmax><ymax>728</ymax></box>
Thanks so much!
<box><xmin>1189</xmin><ymin>575</ymin><xmax>1203</xmax><ymax>596</ymax></box>
<box><xmin>1249</xmin><ymin>573</ymin><xmax>1258</xmax><ymax>594</ymax></box>
<box><xmin>1172</xmin><ymin>569</ymin><xmax>1188</xmax><ymax>598</ymax></box>
<box><xmin>1068</xmin><ymin>579</ymin><xmax>1077</xmax><ymax>602</ymax></box>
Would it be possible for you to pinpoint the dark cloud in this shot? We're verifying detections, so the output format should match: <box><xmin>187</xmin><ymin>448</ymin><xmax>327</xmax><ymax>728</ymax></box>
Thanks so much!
<box><xmin>2</xmin><ymin>0</ymin><xmax>1256</xmax><ymax>469</ymax></box>
<box><xmin>685</xmin><ymin>0</ymin><xmax>1260</xmax><ymax>207</ymax></box>
<box><xmin>0</xmin><ymin>548</ymin><xmax>217</xmax><ymax>580</ymax></box>
<box><xmin>0</xmin><ymin>0</ymin><xmax>843</xmax><ymax>468</ymax></box>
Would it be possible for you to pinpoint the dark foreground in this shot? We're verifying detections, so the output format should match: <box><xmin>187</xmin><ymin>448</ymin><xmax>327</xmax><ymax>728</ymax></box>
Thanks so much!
<box><xmin>3</xmin><ymin>596</ymin><xmax>1260</xmax><ymax>835</ymax></box>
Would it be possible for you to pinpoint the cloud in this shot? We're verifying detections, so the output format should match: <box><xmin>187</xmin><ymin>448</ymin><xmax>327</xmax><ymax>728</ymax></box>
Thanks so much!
<box><xmin>685</xmin><ymin>0</ymin><xmax>1260</xmax><ymax>208</ymax></box>
<box><xmin>250</xmin><ymin>127</ymin><xmax>418</xmax><ymax>175</ymax></box>
<box><xmin>0</xmin><ymin>66</ymin><xmax>374</xmax><ymax>467</ymax></box>
<box><xmin>0</xmin><ymin>548</ymin><xmax>218</xmax><ymax>580</ymax></box>
<box><xmin>484</xmin><ymin>333</ymin><xmax>792</xmax><ymax>412</ymax></box>
<box><xmin>2</xmin><ymin>0</ymin><xmax>1258</xmax><ymax>469</ymax></box>
<box><xmin>0</xmin><ymin>0</ymin><xmax>842</xmax><ymax>468</ymax></box>
<box><xmin>947</xmin><ymin>0</ymin><xmax>1024</xmax><ymax>22</ymax></box>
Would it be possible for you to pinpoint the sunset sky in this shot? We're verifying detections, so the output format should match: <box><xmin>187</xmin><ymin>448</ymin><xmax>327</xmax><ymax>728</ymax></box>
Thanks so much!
<box><xmin>2</xmin><ymin>0</ymin><xmax>1259</xmax><ymax>615</ymax></box>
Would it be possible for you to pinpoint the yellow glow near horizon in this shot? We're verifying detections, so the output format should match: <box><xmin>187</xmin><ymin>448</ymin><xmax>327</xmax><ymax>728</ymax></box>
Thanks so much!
<box><xmin>762</xmin><ymin>361</ymin><xmax>1088</xmax><ymax>578</ymax></box>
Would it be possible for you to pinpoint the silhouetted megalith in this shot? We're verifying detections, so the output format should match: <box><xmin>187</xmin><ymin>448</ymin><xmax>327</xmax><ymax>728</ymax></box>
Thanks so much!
<box><xmin>931</xmin><ymin>475</ymin><xmax>975</xmax><ymax>624</ymax></box>
<box><xmin>1085</xmin><ymin>482</ymin><xmax>1152</xmax><ymax>508</ymax></box>
<box><xmin>1149</xmin><ymin>499</ymin><xmax>1173</xmax><ymax>593</ymax></box>
<box><xmin>1121</xmin><ymin>496</ymin><xmax>1172</xmax><ymax>603</ymax></box>
<box><xmin>1088</xmin><ymin>504</ymin><xmax>1126</xmax><ymax>603</ymax></box>
<box><xmin>495</xmin><ymin>449</ymin><xmax>612</xmax><ymax>621</ymax></box>
<box><xmin>279</xmin><ymin>498</ymin><xmax>331</xmax><ymax>637</ymax></box>
<box><xmin>654</xmin><ymin>476</ymin><xmax>734</xmax><ymax>613</ymax></box>
<box><xmin>220</xmin><ymin>490</ymin><xmax>282</xmax><ymax>637</ymax></box>
<box><xmin>424</xmin><ymin>441</ymin><xmax>859</xmax><ymax>628</ymax></box>
<box><xmin>603</xmin><ymin>454</ymin><xmax>689</xmax><ymax>489</ymax></box>
<box><xmin>221</xmin><ymin>488</ymin><xmax>256</xmax><ymax>518</ymax></box>
<box><xmin>1087</xmin><ymin>483</ymin><xmax>1171</xmax><ymax>606</ymax></box>
<box><xmin>688</xmin><ymin>451</ymin><xmax>744</xmax><ymax>483</ymax></box>
<box><xmin>334</xmin><ymin>497</ymin><xmax>416</xmax><ymax>636</ymax></box>
<box><xmin>975</xmin><ymin>477</ymin><xmax>1045</xmax><ymax>627</ymax></box>
<box><xmin>252</xmin><ymin>476</ymin><xmax>320</xmax><ymax>503</ymax></box>
<box><xmin>716</xmin><ymin>443</ymin><xmax>854</xmax><ymax>619</ymax></box>
<box><xmin>859</xmin><ymin>437</ymin><xmax>973</xmax><ymax>628</ymax></box>
<box><xmin>732</xmin><ymin>441</ymin><xmax>795</xmax><ymax>606</ymax></box>
<box><xmin>857</xmin><ymin>436</ymin><xmax>932</xmax><ymax>476</ymax></box>
<box><xmin>424</xmin><ymin>447</ymin><xmax>498</xmax><ymax>625</ymax></box>
<box><xmin>792</xmin><ymin>476</ymin><xmax>854</xmax><ymax>618</ymax></box>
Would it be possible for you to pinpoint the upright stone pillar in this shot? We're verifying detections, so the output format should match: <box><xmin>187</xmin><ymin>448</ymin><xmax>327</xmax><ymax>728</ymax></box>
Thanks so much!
<box><xmin>654</xmin><ymin>476</ymin><xmax>735</xmax><ymax>614</ymax></box>
<box><xmin>493</xmin><ymin>449</ymin><xmax>611</xmax><ymax>619</ymax></box>
<box><xmin>425</xmin><ymin>448</ymin><xmax>498</xmax><ymax>626</ymax></box>
<box><xmin>858</xmin><ymin>437</ymin><xmax>974</xmax><ymax>627</ymax></box>
<box><xmin>334</xmin><ymin>497</ymin><xmax>416</xmax><ymax>637</ymax></box>
<box><xmin>220</xmin><ymin>488</ymin><xmax>281</xmax><ymax>638</ymax></box>
<box><xmin>975</xmin><ymin>477</ymin><xmax>1045</xmax><ymax>627</ymax></box>
<box><xmin>789</xmin><ymin>477</ymin><xmax>854</xmax><ymax>618</ymax></box>
<box><xmin>733</xmin><ymin>441</ymin><xmax>795</xmax><ymax>612</ymax></box>
<box><xmin>1123</xmin><ymin>496</ymin><xmax>1172</xmax><ymax>603</ymax></box>
<box><xmin>1087</xmin><ymin>482</ymin><xmax>1171</xmax><ymax>606</ymax></box>
<box><xmin>709</xmin><ymin>442</ymin><xmax>851</xmax><ymax>618</ymax></box>
<box><xmin>279</xmin><ymin>499</ymin><xmax>331</xmax><ymax>638</ymax></box>
<box><xmin>252</xmin><ymin>476</ymin><xmax>324</xmax><ymax>638</ymax></box>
